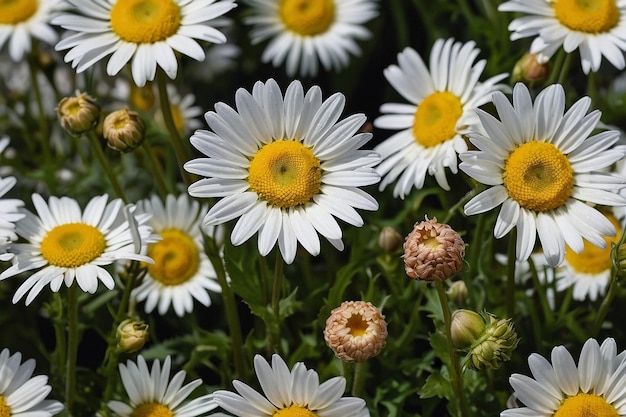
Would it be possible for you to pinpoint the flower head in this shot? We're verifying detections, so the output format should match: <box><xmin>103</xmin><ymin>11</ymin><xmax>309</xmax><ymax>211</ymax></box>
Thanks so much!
<box><xmin>0</xmin><ymin>176</ymin><xmax>24</xmax><ymax>261</ymax></box>
<box><xmin>53</xmin><ymin>0</ymin><xmax>238</xmax><ymax>86</ymax></box>
<box><xmin>501</xmin><ymin>337</ymin><xmax>626</xmax><ymax>417</ymax></box>
<box><xmin>57</xmin><ymin>91</ymin><xmax>100</xmax><ymax>136</ymax></box>
<box><xmin>373</xmin><ymin>38</ymin><xmax>508</xmax><ymax>198</ymax></box>
<box><xmin>464</xmin><ymin>313</ymin><xmax>518</xmax><ymax>371</ymax></box>
<box><xmin>117</xmin><ymin>318</ymin><xmax>149</xmax><ymax>353</ymax></box>
<box><xmin>184</xmin><ymin>79</ymin><xmax>380</xmax><ymax>264</ymax></box>
<box><xmin>103</xmin><ymin>108</ymin><xmax>146</xmax><ymax>152</ymax></box>
<box><xmin>324</xmin><ymin>300</ymin><xmax>388</xmax><ymax>363</ymax></box>
<box><xmin>460</xmin><ymin>83</ymin><xmax>626</xmax><ymax>267</ymax></box>
<box><xmin>213</xmin><ymin>354</ymin><xmax>370</xmax><ymax>417</ymax></box>
<box><xmin>403</xmin><ymin>216</ymin><xmax>465</xmax><ymax>281</ymax></box>
<box><xmin>244</xmin><ymin>0</ymin><xmax>378</xmax><ymax>77</ymax></box>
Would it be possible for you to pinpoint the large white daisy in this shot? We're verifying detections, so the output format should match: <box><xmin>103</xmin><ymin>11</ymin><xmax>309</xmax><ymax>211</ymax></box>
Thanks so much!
<box><xmin>501</xmin><ymin>337</ymin><xmax>626</xmax><ymax>417</ymax></box>
<box><xmin>459</xmin><ymin>83</ymin><xmax>626</xmax><ymax>267</ymax></box>
<box><xmin>0</xmin><ymin>177</ymin><xmax>24</xmax><ymax>261</ymax></box>
<box><xmin>0</xmin><ymin>0</ymin><xmax>62</xmax><ymax>62</ymax></box>
<box><xmin>52</xmin><ymin>0</ymin><xmax>237</xmax><ymax>87</ymax></box>
<box><xmin>374</xmin><ymin>38</ymin><xmax>508</xmax><ymax>198</ymax></box>
<box><xmin>498</xmin><ymin>0</ymin><xmax>626</xmax><ymax>74</ymax></box>
<box><xmin>184</xmin><ymin>78</ymin><xmax>380</xmax><ymax>264</ymax></box>
<box><xmin>0</xmin><ymin>194</ymin><xmax>154</xmax><ymax>305</ymax></box>
<box><xmin>213</xmin><ymin>354</ymin><xmax>370</xmax><ymax>417</ymax></box>
<box><xmin>0</xmin><ymin>348</ymin><xmax>64</xmax><ymax>416</ymax></box>
<box><xmin>243</xmin><ymin>0</ymin><xmax>378</xmax><ymax>77</ymax></box>
<box><xmin>133</xmin><ymin>194</ymin><xmax>221</xmax><ymax>317</ymax></box>
<box><xmin>108</xmin><ymin>355</ymin><xmax>216</xmax><ymax>417</ymax></box>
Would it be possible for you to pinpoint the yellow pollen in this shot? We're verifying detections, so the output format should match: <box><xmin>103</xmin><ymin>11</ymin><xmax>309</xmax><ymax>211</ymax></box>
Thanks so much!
<box><xmin>503</xmin><ymin>141</ymin><xmax>573</xmax><ymax>212</ymax></box>
<box><xmin>110</xmin><ymin>0</ymin><xmax>181</xmax><ymax>44</ymax></box>
<box><xmin>565</xmin><ymin>214</ymin><xmax>621</xmax><ymax>274</ymax></box>
<box><xmin>130</xmin><ymin>84</ymin><xmax>156</xmax><ymax>111</ymax></box>
<box><xmin>40</xmin><ymin>223</ymin><xmax>106</xmax><ymax>268</ymax></box>
<box><xmin>0</xmin><ymin>396</ymin><xmax>11</xmax><ymax>417</ymax></box>
<box><xmin>0</xmin><ymin>0</ymin><xmax>38</xmax><ymax>25</ymax></box>
<box><xmin>413</xmin><ymin>91</ymin><xmax>463</xmax><ymax>148</ymax></box>
<box><xmin>346</xmin><ymin>313</ymin><xmax>368</xmax><ymax>337</ymax></box>
<box><xmin>147</xmin><ymin>229</ymin><xmax>199</xmax><ymax>286</ymax></box>
<box><xmin>248</xmin><ymin>140</ymin><xmax>321</xmax><ymax>208</ymax></box>
<box><xmin>553</xmin><ymin>393</ymin><xmax>618</xmax><ymax>417</ymax></box>
<box><xmin>279</xmin><ymin>0</ymin><xmax>335</xmax><ymax>36</ymax></box>
<box><xmin>273</xmin><ymin>405</ymin><xmax>318</xmax><ymax>417</ymax></box>
<box><xmin>554</xmin><ymin>0</ymin><xmax>619</xmax><ymax>33</ymax></box>
<box><xmin>130</xmin><ymin>402</ymin><xmax>174</xmax><ymax>417</ymax></box>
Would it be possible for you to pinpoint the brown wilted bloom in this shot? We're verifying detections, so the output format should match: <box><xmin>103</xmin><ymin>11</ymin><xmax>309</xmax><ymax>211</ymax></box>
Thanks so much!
<box><xmin>103</xmin><ymin>108</ymin><xmax>146</xmax><ymax>152</ymax></box>
<box><xmin>403</xmin><ymin>216</ymin><xmax>465</xmax><ymax>281</ymax></box>
<box><xmin>57</xmin><ymin>91</ymin><xmax>100</xmax><ymax>136</ymax></box>
<box><xmin>324</xmin><ymin>301</ymin><xmax>387</xmax><ymax>363</ymax></box>
<box><xmin>512</xmin><ymin>52</ymin><xmax>550</xmax><ymax>86</ymax></box>
<box><xmin>116</xmin><ymin>318</ymin><xmax>149</xmax><ymax>353</ymax></box>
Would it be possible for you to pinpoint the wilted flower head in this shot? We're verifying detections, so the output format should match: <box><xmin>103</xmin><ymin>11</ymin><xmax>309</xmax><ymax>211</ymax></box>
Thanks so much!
<box><xmin>117</xmin><ymin>318</ymin><xmax>149</xmax><ymax>353</ymax></box>
<box><xmin>57</xmin><ymin>91</ymin><xmax>100</xmax><ymax>136</ymax></box>
<box><xmin>103</xmin><ymin>108</ymin><xmax>145</xmax><ymax>152</ymax></box>
<box><xmin>324</xmin><ymin>300</ymin><xmax>387</xmax><ymax>363</ymax></box>
<box><xmin>403</xmin><ymin>217</ymin><xmax>465</xmax><ymax>281</ymax></box>
<box><xmin>512</xmin><ymin>52</ymin><xmax>550</xmax><ymax>86</ymax></box>
<box><xmin>462</xmin><ymin>313</ymin><xmax>519</xmax><ymax>371</ymax></box>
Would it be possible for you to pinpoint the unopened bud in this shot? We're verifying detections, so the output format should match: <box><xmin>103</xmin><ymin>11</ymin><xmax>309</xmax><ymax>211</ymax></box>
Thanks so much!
<box><xmin>378</xmin><ymin>226</ymin><xmax>403</xmax><ymax>253</ymax></box>
<box><xmin>451</xmin><ymin>309</ymin><xmax>485</xmax><ymax>350</ymax></box>
<box><xmin>57</xmin><ymin>91</ymin><xmax>100</xmax><ymax>136</ymax></box>
<box><xmin>117</xmin><ymin>318</ymin><xmax>149</xmax><ymax>353</ymax></box>
<box><xmin>464</xmin><ymin>314</ymin><xmax>518</xmax><ymax>371</ymax></box>
<box><xmin>103</xmin><ymin>108</ymin><xmax>145</xmax><ymax>152</ymax></box>
<box><xmin>512</xmin><ymin>52</ymin><xmax>550</xmax><ymax>86</ymax></box>
<box><xmin>447</xmin><ymin>280</ymin><xmax>468</xmax><ymax>305</ymax></box>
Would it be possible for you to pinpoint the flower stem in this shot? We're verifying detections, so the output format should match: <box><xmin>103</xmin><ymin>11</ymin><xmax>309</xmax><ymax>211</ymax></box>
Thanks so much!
<box><xmin>65</xmin><ymin>283</ymin><xmax>79</xmax><ymax>416</ymax></box>
<box><xmin>27</xmin><ymin>50</ymin><xmax>51</xmax><ymax>165</ymax></box>
<box><xmin>506</xmin><ymin>231</ymin><xmax>517</xmax><ymax>319</ymax></box>
<box><xmin>269</xmin><ymin>252</ymin><xmax>284</xmax><ymax>354</ymax></box>
<box><xmin>140</xmin><ymin>140</ymin><xmax>171</xmax><ymax>198</ymax></box>
<box><xmin>434</xmin><ymin>280</ymin><xmax>470</xmax><ymax>417</ymax></box>
<box><xmin>352</xmin><ymin>361</ymin><xmax>367</xmax><ymax>398</ymax></box>
<box><xmin>86</xmin><ymin>131</ymin><xmax>128</xmax><ymax>203</ymax></box>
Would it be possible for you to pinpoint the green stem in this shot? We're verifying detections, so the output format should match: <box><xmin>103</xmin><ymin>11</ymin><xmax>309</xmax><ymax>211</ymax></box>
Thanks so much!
<box><xmin>269</xmin><ymin>252</ymin><xmax>284</xmax><ymax>354</ymax></box>
<box><xmin>27</xmin><ymin>50</ymin><xmax>51</xmax><ymax>164</ymax></box>
<box><xmin>51</xmin><ymin>292</ymin><xmax>67</xmax><ymax>389</ymax></box>
<box><xmin>140</xmin><ymin>140</ymin><xmax>171</xmax><ymax>198</ymax></box>
<box><xmin>556</xmin><ymin>52</ymin><xmax>573</xmax><ymax>86</ymax></box>
<box><xmin>86</xmin><ymin>131</ymin><xmax>128</xmax><ymax>203</ymax></box>
<box><xmin>65</xmin><ymin>284</ymin><xmax>79</xmax><ymax>416</ymax></box>
<box><xmin>434</xmin><ymin>280</ymin><xmax>470</xmax><ymax>417</ymax></box>
<box><xmin>506</xmin><ymin>231</ymin><xmax>517</xmax><ymax>319</ymax></box>
<box><xmin>352</xmin><ymin>362</ymin><xmax>367</xmax><ymax>398</ymax></box>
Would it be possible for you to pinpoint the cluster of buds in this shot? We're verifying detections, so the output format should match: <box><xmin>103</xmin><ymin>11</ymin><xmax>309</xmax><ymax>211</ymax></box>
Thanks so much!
<box><xmin>324</xmin><ymin>301</ymin><xmax>388</xmax><ymax>363</ymax></box>
<box><xmin>116</xmin><ymin>318</ymin><xmax>149</xmax><ymax>353</ymax></box>
<box><xmin>403</xmin><ymin>217</ymin><xmax>465</xmax><ymax>282</ymax></box>
<box><xmin>57</xmin><ymin>91</ymin><xmax>100</xmax><ymax>136</ymax></box>
<box><xmin>103</xmin><ymin>108</ymin><xmax>146</xmax><ymax>152</ymax></box>
<box><xmin>451</xmin><ymin>309</ymin><xmax>518</xmax><ymax>371</ymax></box>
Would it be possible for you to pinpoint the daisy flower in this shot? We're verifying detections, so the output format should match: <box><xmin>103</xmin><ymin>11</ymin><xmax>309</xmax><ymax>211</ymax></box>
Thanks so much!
<box><xmin>374</xmin><ymin>38</ymin><xmax>508</xmax><ymax>198</ymax></box>
<box><xmin>0</xmin><ymin>348</ymin><xmax>64</xmax><ymax>416</ymax></box>
<box><xmin>133</xmin><ymin>194</ymin><xmax>221</xmax><ymax>317</ymax></box>
<box><xmin>213</xmin><ymin>354</ymin><xmax>370</xmax><ymax>417</ymax></box>
<box><xmin>184</xmin><ymin>78</ymin><xmax>380</xmax><ymax>264</ymax></box>
<box><xmin>459</xmin><ymin>83</ymin><xmax>626</xmax><ymax>267</ymax></box>
<box><xmin>0</xmin><ymin>194</ymin><xmax>154</xmax><ymax>305</ymax></box>
<box><xmin>501</xmin><ymin>337</ymin><xmax>626</xmax><ymax>417</ymax></box>
<box><xmin>108</xmin><ymin>355</ymin><xmax>216</xmax><ymax>417</ymax></box>
<box><xmin>52</xmin><ymin>0</ymin><xmax>238</xmax><ymax>87</ymax></box>
<box><xmin>244</xmin><ymin>0</ymin><xmax>378</xmax><ymax>77</ymax></box>
<box><xmin>498</xmin><ymin>0</ymin><xmax>626</xmax><ymax>74</ymax></box>
<box><xmin>0</xmin><ymin>0</ymin><xmax>62</xmax><ymax>62</ymax></box>
<box><xmin>0</xmin><ymin>177</ymin><xmax>24</xmax><ymax>261</ymax></box>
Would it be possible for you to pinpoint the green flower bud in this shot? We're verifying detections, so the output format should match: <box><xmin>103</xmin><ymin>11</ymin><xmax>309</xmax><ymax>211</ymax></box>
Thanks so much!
<box><xmin>378</xmin><ymin>226</ymin><xmax>403</xmax><ymax>253</ymax></box>
<box><xmin>447</xmin><ymin>280</ymin><xmax>468</xmax><ymax>305</ymax></box>
<box><xmin>464</xmin><ymin>314</ymin><xmax>518</xmax><ymax>371</ymax></box>
<box><xmin>117</xmin><ymin>318</ymin><xmax>149</xmax><ymax>353</ymax></box>
<box><xmin>451</xmin><ymin>309</ymin><xmax>485</xmax><ymax>350</ymax></box>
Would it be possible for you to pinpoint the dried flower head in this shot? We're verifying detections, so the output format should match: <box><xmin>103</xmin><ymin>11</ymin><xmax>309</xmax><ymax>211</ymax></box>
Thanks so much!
<box><xmin>464</xmin><ymin>313</ymin><xmax>519</xmax><ymax>371</ymax></box>
<box><xmin>57</xmin><ymin>91</ymin><xmax>100</xmax><ymax>136</ymax></box>
<box><xmin>324</xmin><ymin>301</ymin><xmax>387</xmax><ymax>363</ymax></box>
<box><xmin>116</xmin><ymin>318</ymin><xmax>149</xmax><ymax>353</ymax></box>
<box><xmin>512</xmin><ymin>52</ymin><xmax>551</xmax><ymax>86</ymax></box>
<box><xmin>103</xmin><ymin>108</ymin><xmax>146</xmax><ymax>152</ymax></box>
<box><xmin>403</xmin><ymin>216</ymin><xmax>465</xmax><ymax>281</ymax></box>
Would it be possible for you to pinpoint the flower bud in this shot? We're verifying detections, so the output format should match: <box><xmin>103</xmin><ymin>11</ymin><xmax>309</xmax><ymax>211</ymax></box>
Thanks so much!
<box><xmin>378</xmin><ymin>226</ymin><xmax>403</xmax><ymax>253</ymax></box>
<box><xmin>447</xmin><ymin>280</ymin><xmax>468</xmax><ymax>305</ymax></box>
<box><xmin>464</xmin><ymin>314</ymin><xmax>518</xmax><ymax>371</ymax></box>
<box><xmin>117</xmin><ymin>318</ymin><xmax>149</xmax><ymax>353</ymax></box>
<box><xmin>450</xmin><ymin>309</ymin><xmax>485</xmax><ymax>350</ymax></box>
<box><xmin>103</xmin><ymin>108</ymin><xmax>146</xmax><ymax>152</ymax></box>
<box><xmin>403</xmin><ymin>216</ymin><xmax>465</xmax><ymax>282</ymax></box>
<box><xmin>512</xmin><ymin>52</ymin><xmax>550</xmax><ymax>86</ymax></box>
<box><xmin>57</xmin><ymin>91</ymin><xmax>100</xmax><ymax>136</ymax></box>
<box><xmin>324</xmin><ymin>301</ymin><xmax>387</xmax><ymax>363</ymax></box>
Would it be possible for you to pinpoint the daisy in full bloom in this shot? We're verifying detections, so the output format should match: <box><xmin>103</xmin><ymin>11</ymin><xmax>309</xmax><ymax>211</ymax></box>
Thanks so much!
<box><xmin>133</xmin><ymin>194</ymin><xmax>221</xmax><ymax>317</ymax></box>
<box><xmin>213</xmin><ymin>354</ymin><xmax>370</xmax><ymax>417</ymax></box>
<box><xmin>374</xmin><ymin>38</ymin><xmax>508</xmax><ymax>198</ymax></box>
<box><xmin>459</xmin><ymin>83</ymin><xmax>626</xmax><ymax>268</ymax></box>
<box><xmin>0</xmin><ymin>194</ymin><xmax>155</xmax><ymax>305</ymax></box>
<box><xmin>244</xmin><ymin>0</ymin><xmax>378</xmax><ymax>77</ymax></box>
<box><xmin>0</xmin><ymin>0</ymin><xmax>62</xmax><ymax>61</ymax></box>
<box><xmin>501</xmin><ymin>337</ymin><xmax>626</xmax><ymax>417</ymax></box>
<box><xmin>108</xmin><ymin>355</ymin><xmax>216</xmax><ymax>416</ymax></box>
<box><xmin>499</xmin><ymin>0</ymin><xmax>626</xmax><ymax>74</ymax></box>
<box><xmin>184</xmin><ymin>79</ymin><xmax>380</xmax><ymax>264</ymax></box>
<box><xmin>0</xmin><ymin>348</ymin><xmax>64</xmax><ymax>416</ymax></box>
<box><xmin>52</xmin><ymin>0</ymin><xmax>238</xmax><ymax>87</ymax></box>
<box><xmin>0</xmin><ymin>177</ymin><xmax>24</xmax><ymax>261</ymax></box>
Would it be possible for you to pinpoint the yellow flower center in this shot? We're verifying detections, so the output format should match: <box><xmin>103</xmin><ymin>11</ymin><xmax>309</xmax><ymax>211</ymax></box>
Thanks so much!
<box><xmin>147</xmin><ymin>229</ymin><xmax>199</xmax><ymax>286</ymax></box>
<box><xmin>565</xmin><ymin>214</ymin><xmax>621</xmax><ymax>274</ymax></box>
<box><xmin>346</xmin><ymin>313</ymin><xmax>368</xmax><ymax>337</ymax></box>
<box><xmin>110</xmin><ymin>0</ymin><xmax>181</xmax><ymax>44</ymax></box>
<box><xmin>131</xmin><ymin>402</ymin><xmax>174</xmax><ymax>417</ymax></box>
<box><xmin>413</xmin><ymin>92</ymin><xmax>463</xmax><ymax>148</ymax></box>
<box><xmin>40</xmin><ymin>223</ymin><xmax>106</xmax><ymax>268</ymax></box>
<box><xmin>0</xmin><ymin>0</ymin><xmax>38</xmax><ymax>25</ymax></box>
<box><xmin>248</xmin><ymin>140</ymin><xmax>322</xmax><ymax>208</ymax></box>
<box><xmin>279</xmin><ymin>0</ymin><xmax>335</xmax><ymax>36</ymax></box>
<box><xmin>274</xmin><ymin>405</ymin><xmax>318</xmax><ymax>417</ymax></box>
<box><xmin>0</xmin><ymin>396</ymin><xmax>11</xmax><ymax>417</ymax></box>
<box><xmin>130</xmin><ymin>84</ymin><xmax>156</xmax><ymax>111</ymax></box>
<box><xmin>502</xmin><ymin>141</ymin><xmax>573</xmax><ymax>212</ymax></box>
<box><xmin>553</xmin><ymin>393</ymin><xmax>618</xmax><ymax>417</ymax></box>
<box><xmin>554</xmin><ymin>0</ymin><xmax>620</xmax><ymax>33</ymax></box>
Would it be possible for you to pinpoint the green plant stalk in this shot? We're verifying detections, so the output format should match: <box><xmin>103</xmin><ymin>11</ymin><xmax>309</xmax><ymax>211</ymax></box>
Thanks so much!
<box><xmin>352</xmin><ymin>361</ymin><xmax>367</xmax><ymax>398</ymax></box>
<box><xmin>546</xmin><ymin>49</ymin><xmax>566</xmax><ymax>86</ymax></box>
<box><xmin>27</xmin><ymin>50</ymin><xmax>51</xmax><ymax>164</ymax></box>
<box><xmin>269</xmin><ymin>252</ymin><xmax>285</xmax><ymax>354</ymax></box>
<box><xmin>51</xmin><ymin>292</ymin><xmax>67</xmax><ymax>390</ymax></box>
<box><xmin>506</xmin><ymin>231</ymin><xmax>516</xmax><ymax>319</ymax></box>
<box><xmin>434</xmin><ymin>280</ymin><xmax>470</xmax><ymax>417</ymax></box>
<box><xmin>140</xmin><ymin>140</ymin><xmax>171</xmax><ymax>198</ymax></box>
<box><xmin>65</xmin><ymin>283</ymin><xmax>79</xmax><ymax>415</ymax></box>
<box><xmin>86</xmin><ymin>131</ymin><xmax>128</xmax><ymax>203</ymax></box>
<box><xmin>556</xmin><ymin>52</ymin><xmax>573</xmax><ymax>86</ymax></box>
